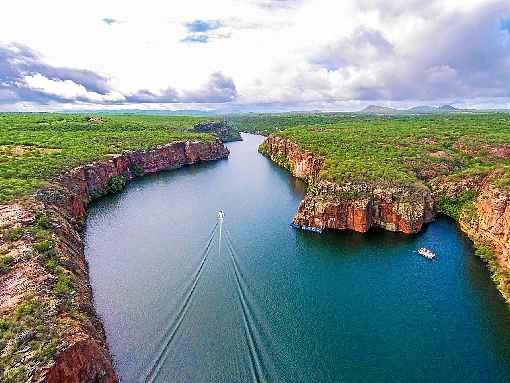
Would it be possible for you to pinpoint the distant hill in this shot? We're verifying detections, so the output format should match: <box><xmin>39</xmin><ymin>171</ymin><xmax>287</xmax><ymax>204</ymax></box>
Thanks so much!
<box><xmin>437</xmin><ymin>104</ymin><xmax>458</xmax><ymax>112</ymax></box>
<box><xmin>407</xmin><ymin>105</ymin><xmax>438</xmax><ymax>113</ymax></box>
<box><xmin>192</xmin><ymin>121</ymin><xmax>242</xmax><ymax>142</ymax></box>
<box><xmin>360</xmin><ymin>105</ymin><xmax>400</xmax><ymax>114</ymax></box>
<box><xmin>359</xmin><ymin>104</ymin><xmax>465</xmax><ymax>115</ymax></box>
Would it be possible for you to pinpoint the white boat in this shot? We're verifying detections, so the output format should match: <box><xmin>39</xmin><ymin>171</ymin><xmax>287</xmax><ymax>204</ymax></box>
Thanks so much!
<box><xmin>290</xmin><ymin>223</ymin><xmax>323</xmax><ymax>234</ymax></box>
<box><xmin>417</xmin><ymin>247</ymin><xmax>436</xmax><ymax>260</ymax></box>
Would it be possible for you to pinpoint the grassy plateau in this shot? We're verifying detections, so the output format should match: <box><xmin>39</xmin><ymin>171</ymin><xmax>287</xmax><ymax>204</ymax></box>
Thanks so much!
<box><xmin>0</xmin><ymin>114</ymin><xmax>216</xmax><ymax>203</ymax></box>
<box><xmin>233</xmin><ymin>113</ymin><xmax>510</xmax><ymax>188</ymax></box>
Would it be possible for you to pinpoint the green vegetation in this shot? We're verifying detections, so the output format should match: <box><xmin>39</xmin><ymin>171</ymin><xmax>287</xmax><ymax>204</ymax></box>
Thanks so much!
<box><xmin>108</xmin><ymin>173</ymin><xmax>128</xmax><ymax>194</ymax></box>
<box><xmin>53</xmin><ymin>272</ymin><xmax>74</xmax><ymax>296</ymax></box>
<box><xmin>3</xmin><ymin>227</ymin><xmax>24</xmax><ymax>241</ymax></box>
<box><xmin>193</xmin><ymin>120</ymin><xmax>242</xmax><ymax>142</ymax></box>
<box><xmin>130</xmin><ymin>163</ymin><xmax>145</xmax><ymax>177</ymax></box>
<box><xmin>0</xmin><ymin>113</ymin><xmax>218</xmax><ymax>203</ymax></box>
<box><xmin>233</xmin><ymin>113</ymin><xmax>510</xmax><ymax>187</ymax></box>
<box><xmin>437</xmin><ymin>190</ymin><xmax>478</xmax><ymax>219</ymax></box>
<box><xmin>1</xmin><ymin>296</ymin><xmax>59</xmax><ymax>383</ymax></box>
<box><xmin>15</xmin><ymin>297</ymin><xmax>39</xmax><ymax>319</ymax></box>
<box><xmin>0</xmin><ymin>209</ymin><xmax>80</xmax><ymax>381</ymax></box>
<box><xmin>0</xmin><ymin>255</ymin><xmax>14</xmax><ymax>274</ymax></box>
<box><xmin>475</xmin><ymin>245</ymin><xmax>510</xmax><ymax>303</ymax></box>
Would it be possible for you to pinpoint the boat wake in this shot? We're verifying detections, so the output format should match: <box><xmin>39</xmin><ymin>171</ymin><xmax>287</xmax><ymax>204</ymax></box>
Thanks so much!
<box><xmin>141</xmin><ymin>214</ymin><xmax>277</xmax><ymax>383</ymax></box>
<box><xmin>225</xmin><ymin>229</ymin><xmax>279</xmax><ymax>383</ymax></box>
<box><xmin>142</xmin><ymin>222</ymin><xmax>218</xmax><ymax>382</ymax></box>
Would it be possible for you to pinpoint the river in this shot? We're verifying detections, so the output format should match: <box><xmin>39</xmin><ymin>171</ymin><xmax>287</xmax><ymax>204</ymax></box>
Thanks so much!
<box><xmin>85</xmin><ymin>133</ymin><xmax>510</xmax><ymax>382</ymax></box>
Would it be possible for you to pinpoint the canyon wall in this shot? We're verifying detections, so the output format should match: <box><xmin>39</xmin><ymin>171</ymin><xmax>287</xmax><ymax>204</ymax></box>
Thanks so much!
<box><xmin>261</xmin><ymin>134</ymin><xmax>510</xmax><ymax>303</ymax></box>
<box><xmin>0</xmin><ymin>140</ymin><xmax>229</xmax><ymax>382</ymax></box>
<box><xmin>260</xmin><ymin>135</ymin><xmax>434</xmax><ymax>234</ymax></box>
<box><xmin>430</xmin><ymin>175</ymin><xmax>510</xmax><ymax>301</ymax></box>
<box><xmin>460</xmin><ymin>185</ymin><xmax>510</xmax><ymax>260</ymax></box>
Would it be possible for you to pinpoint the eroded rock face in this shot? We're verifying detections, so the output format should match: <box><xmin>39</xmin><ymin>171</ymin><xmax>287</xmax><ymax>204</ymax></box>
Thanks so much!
<box><xmin>0</xmin><ymin>140</ymin><xmax>229</xmax><ymax>383</ymax></box>
<box><xmin>37</xmin><ymin>140</ymin><xmax>229</xmax><ymax>223</ymax></box>
<box><xmin>39</xmin><ymin>339</ymin><xmax>116</xmax><ymax>383</ymax></box>
<box><xmin>429</xmin><ymin>173</ymin><xmax>510</xmax><ymax>260</ymax></box>
<box><xmin>460</xmin><ymin>184</ymin><xmax>510</xmax><ymax>261</ymax></box>
<box><xmin>293</xmin><ymin>181</ymin><xmax>434</xmax><ymax>234</ymax></box>
<box><xmin>260</xmin><ymin>135</ymin><xmax>323</xmax><ymax>179</ymax></box>
<box><xmin>261</xmin><ymin>135</ymin><xmax>434</xmax><ymax>234</ymax></box>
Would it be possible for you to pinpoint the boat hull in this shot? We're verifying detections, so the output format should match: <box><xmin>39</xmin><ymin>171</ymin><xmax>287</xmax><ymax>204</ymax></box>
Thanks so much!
<box><xmin>290</xmin><ymin>223</ymin><xmax>323</xmax><ymax>234</ymax></box>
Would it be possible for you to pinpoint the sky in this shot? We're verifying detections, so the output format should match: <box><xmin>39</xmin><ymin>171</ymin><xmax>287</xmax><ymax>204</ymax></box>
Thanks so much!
<box><xmin>0</xmin><ymin>0</ymin><xmax>509</xmax><ymax>112</ymax></box>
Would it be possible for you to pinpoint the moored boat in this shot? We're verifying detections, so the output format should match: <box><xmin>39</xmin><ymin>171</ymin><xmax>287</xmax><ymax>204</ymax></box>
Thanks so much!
<box><xmin>290</xmin><ymin>223</ymin><xmax>323</xmax><ymax>234</ymax></box>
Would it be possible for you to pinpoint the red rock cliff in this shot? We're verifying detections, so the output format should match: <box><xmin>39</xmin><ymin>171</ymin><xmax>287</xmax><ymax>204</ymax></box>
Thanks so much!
<box><xmin>431</xmin><ymin>174</ymin><xmax>510</xmax><ymax>301</ymax></box>
<box><xmin>38</xmin><ymin>140</ymin><xmax>229</xmax><ymax>223</ymax></box>
<box><xmin>260</xmin><ymin>135</ymin><xmax>434</xmax><ymax>234</ymax></box>
<box><xmin>262</xmin><ymin>135</ymin><xmax>510</xmax><ymax>303</ymax></box>
<box><xmin>0</xmin><ymin>140</ymin><xmax>228</xmax><ymax>383</ymax></box>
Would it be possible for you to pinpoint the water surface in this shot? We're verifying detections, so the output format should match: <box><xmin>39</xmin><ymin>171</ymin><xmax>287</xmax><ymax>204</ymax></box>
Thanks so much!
<box><xmin>85</xmin><ymin>134</ymin><xmax>510</xmax><ymax>382</ymax></box>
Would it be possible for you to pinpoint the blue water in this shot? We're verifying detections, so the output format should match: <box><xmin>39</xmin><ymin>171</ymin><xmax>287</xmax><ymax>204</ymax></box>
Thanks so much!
<box><xmin>85</xmin><ymin>134</ymin><xmax>510</xmax><ymax>382</ymax></box>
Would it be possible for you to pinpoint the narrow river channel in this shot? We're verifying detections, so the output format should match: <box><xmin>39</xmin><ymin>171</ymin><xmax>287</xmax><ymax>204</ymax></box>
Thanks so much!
<box><xmin>85</xmin><ymin>134</ymin><xmax>510</xmax><ymax>382</ymax></box>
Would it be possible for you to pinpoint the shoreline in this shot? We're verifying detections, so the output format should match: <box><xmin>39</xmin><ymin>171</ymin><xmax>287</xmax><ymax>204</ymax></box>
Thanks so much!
<box><xmin>260</xmin><ymin>134</ymin><xmax>510</xmax><ymax>305</ymax></box>
<box><xmin>0</xmin><ymin>140</ymin><xmax>229</xmax><ymax>382</ymax></box>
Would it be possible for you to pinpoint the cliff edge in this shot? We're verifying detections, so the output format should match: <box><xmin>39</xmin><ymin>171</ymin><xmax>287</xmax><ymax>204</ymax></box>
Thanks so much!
<box><xmin>260</xmin><ymin>134</ymin><xmax>510</xmax><ymax>303</ymax></box>
<box><xmin>0</xmin><ymin>140</ymin><xmax>229</xmax><ymax>382</ymax></box>
<box><xmin>260</xmin><ymin>135</ymin><xmax>434</xmax><ymax>234</ymax></box>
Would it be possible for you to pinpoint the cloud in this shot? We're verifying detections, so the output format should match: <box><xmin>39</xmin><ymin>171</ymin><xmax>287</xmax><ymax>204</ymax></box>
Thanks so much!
<box><xmin>127</xmin><ymin>72</ymin><xmax>237</xmax><ymax>103</ymax></box>
<box><xmin>0</xmin><ymin>43</ymin><xmax>120</xmax><ymax>104</ymax></box>
<box><xmin>255</xmin><ymin>0</ymin><xmax>303</xmax><ymax>10</ymax></box>
<box><xmin>355</xmin><ymin>0</ymin><xmax>441</xmax><ymax>18</ymax></box>
<box><xmin>1</xmin><ymin>0</ymin><xmax>510</xmax><ymax>111</ymax></box>
<box><xmin>102</xmin><ymin>18</ymin><xmax>118</xmax><ymax>25</ymax></box>
<box><xmin>126</xmin><ymin>87</ymin><xmax>179</xmax><ymax>103</ymax></box>
<box><xmin>312</xmin><ymin>27</ymin><xmax>394</xmax><ymax>70</ymax></box>
<box><xmin>0</xmin><ymin>43</ymin><xmax>237</xmax><ymax>105</ymax></box>
<box><xmin>304</xmin><ymin>0</ymin><xmax>510</xmax><ymax>102</ymax></box>
<box><xmin>372</xmin><ymin>1</ymin><xmax>510</xmax><ymax>100</ymax></box>
<box><xmin>181</xmin><ymin>72</ymin><xmax>237</xmax><ymax>102</ymax></box>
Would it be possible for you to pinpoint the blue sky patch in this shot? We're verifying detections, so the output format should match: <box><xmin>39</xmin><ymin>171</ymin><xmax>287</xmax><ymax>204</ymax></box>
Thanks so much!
<box><xmin>181</xmin><ymin>34</ymin><xmax>209</xmax><ymax>44</ymax></box>
<box><xmin>501</xmin><ymin>18</ymin><xmax>510</xmax><ymax>32</ymax></box>
<box><xmin>102</xmin><ymin>18</ymin><xmax>118</xmax><ymax>25</ymax></box>
<box><xmin>186</xmin><ymin>20</ymin><xmax>221</xmax><ymax>33</ymax></box>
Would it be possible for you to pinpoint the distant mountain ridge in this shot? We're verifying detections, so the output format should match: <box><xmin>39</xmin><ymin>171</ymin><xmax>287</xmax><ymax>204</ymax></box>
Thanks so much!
<box><xmin>360</xmin><ymin>105</ymin><xmax>400</xmax><ymax>114</ymax></box>
<box><xmin>359</xmin><ymin>104</ymin><xmax>468</xmax><ymax>115</ymax></box>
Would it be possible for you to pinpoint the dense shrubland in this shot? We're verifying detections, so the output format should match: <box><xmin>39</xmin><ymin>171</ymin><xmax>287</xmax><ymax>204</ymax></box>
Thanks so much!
<box><xmin>233</xmin><ymin>113</ymin><xmax>510</xmax><ymax>188</ymax></box>
<box><xmin>0</xmin><ymin>114</ymin><xmax>216</xmax><ymax>203</ymax></box>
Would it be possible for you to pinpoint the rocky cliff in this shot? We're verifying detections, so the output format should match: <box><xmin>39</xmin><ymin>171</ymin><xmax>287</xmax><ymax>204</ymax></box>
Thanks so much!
<box><xmin>292</xmin><ymin>181</ymin><xmax>434</xmax><ymax>234</ymax></box>
<box><xmin>0</xmin><ymin>140</ymin><xmax>229</xmax><ymax>382</ymax></box>
<box><xmin>261</xmin><ymin>134</ymin><xmax>510</xmax><ymax>304</ymax></box>
<box><xmin>260</xmin><ymin>135</ymin><xmax>434</xmax><ymax>234</ymax></box>
<box><xmin>431</xmin><ymin>174</ymin><xmax>510</xmax><ymax>302</ymax></box>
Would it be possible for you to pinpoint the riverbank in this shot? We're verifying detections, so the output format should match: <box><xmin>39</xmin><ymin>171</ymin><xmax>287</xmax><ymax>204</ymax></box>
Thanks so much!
<box><xmin>260</xmin><ymin>134</ymin><xmax>510</xmax><ymax>305</ymax></box>
<box><xmin>85</xmin><ymin>133</ymin><xmax>510</xmax><ymax>382</ymax></box>
<box><xmin>0</xmin><ymin>139</ymin><xmax>228</xmax><ymax>382</ymax></box>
